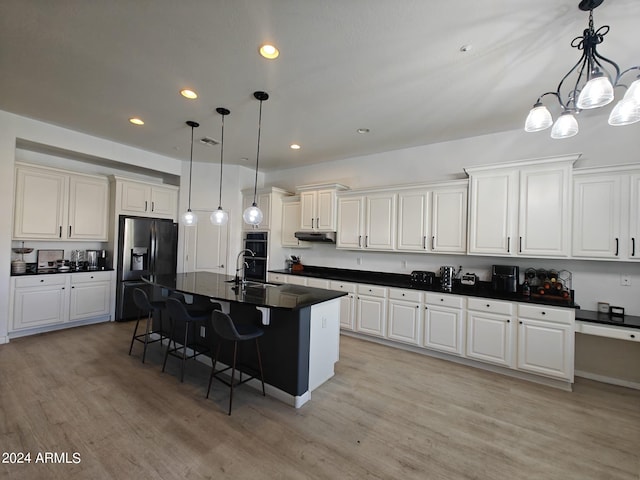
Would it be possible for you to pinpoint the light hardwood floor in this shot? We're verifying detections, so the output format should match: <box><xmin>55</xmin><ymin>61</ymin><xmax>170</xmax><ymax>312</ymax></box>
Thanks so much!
<box><xmin>1</xmin><ymin>322</ymin><xmax>638</xmax><ymax>480</ymax></box>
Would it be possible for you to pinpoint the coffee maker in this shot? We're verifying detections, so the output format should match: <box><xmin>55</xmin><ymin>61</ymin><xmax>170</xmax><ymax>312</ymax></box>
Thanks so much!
<box><xmin>86</xmin><ymin>249</ymin><xmax>108</xmax><ymax>270</ymax></box>
<box><xmin>491</xmin><ymin>265</ymin><xmax>519</xmax><ymax>293</ymax></box>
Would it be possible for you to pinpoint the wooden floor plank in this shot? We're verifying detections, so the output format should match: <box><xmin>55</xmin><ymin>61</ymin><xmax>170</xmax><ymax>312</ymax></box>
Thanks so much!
<box><xmin>1</xmin><ymin>322</ymin><xmax>638</xmax><ymax>479</ymax></box>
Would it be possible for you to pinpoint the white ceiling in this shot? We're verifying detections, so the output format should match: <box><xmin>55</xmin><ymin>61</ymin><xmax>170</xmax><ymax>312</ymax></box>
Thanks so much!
<box><xmin>0</xmin><ymin>0</ymin><xmax>638</xmax><ymax>171</ymax></box>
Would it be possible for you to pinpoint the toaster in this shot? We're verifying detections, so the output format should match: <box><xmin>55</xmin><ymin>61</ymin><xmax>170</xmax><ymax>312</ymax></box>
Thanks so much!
<box><xmin>410</xmin><ymin>270</ymin><xmax>435</xmax><ymax>287</ymax></box>
<box><xmin>461</xmin><ymin>273</ymin><xmax>478</xmax><ymax>286</ymax></box>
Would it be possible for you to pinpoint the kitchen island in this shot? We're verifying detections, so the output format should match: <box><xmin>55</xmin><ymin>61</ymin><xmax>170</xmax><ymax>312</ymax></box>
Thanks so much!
<box><xmin>144</xmin><ymin>272</ymin><xmax>346</xmax><ymax>407</ymax></box>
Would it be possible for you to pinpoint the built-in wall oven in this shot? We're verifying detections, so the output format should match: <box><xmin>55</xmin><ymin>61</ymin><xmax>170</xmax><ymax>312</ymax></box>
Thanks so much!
<box><xmin>243</xmin><ymin>232</ymin><xmax>268</xmax><ymax>282</ymax></box>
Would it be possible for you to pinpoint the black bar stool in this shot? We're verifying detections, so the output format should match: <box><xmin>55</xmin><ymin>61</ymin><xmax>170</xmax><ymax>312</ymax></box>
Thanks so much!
<box><xmin>129</xmin><ymin>288</ymin><xmax>166</xmax><ymax>363</ymax></box>
<box><xmin>206</xmin><ymin>310</ymin><xmax>265</xmax><ymax>415</ymax></box>
<box><xmin>162</xmin><ymin>297</ymin><xmax>215</xmax><ymax>382</ymax></box>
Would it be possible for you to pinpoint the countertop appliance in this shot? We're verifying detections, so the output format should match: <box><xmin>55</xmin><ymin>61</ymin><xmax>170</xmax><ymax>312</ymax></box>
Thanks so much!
<box><xmin>440</xmin><ymin>266</ymin><xmax>455</xmax><ymax>291</ymax></box>
<box><xmin>116</xmin><ymin>216</ymin><xmax>178</xmax><ymax>321</ymax></box>
<box><xmin>491</xmin><ymin>265</ymin><xmax>519</xmax><ymax>293</ymax></box>
<box><xmin>294</xmin><ymin>231</ymin><xmax>336</xmax><ymax>243</ymax></box>
<box><xmin>410</xmin><ymin>270</ymin><xmax>435</xmax><ymax>287</ymax></box>
<box><xmin>461</xmin><ymin>273</ymin><xmax>478</xmax><ymax>286</ymax></box>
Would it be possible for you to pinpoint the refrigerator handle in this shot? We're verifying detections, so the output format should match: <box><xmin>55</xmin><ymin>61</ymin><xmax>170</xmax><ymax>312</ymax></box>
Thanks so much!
<box><xmin>149</xmin><ymin>221</ymin><xmax>156</xmax><ymax>274</ymax></box>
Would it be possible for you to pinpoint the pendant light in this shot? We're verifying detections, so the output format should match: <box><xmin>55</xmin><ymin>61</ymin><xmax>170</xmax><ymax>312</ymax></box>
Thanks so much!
<box><xmin>524</xmin><ymin>0</ymin><xmax>640</xmax><ymax>137</ymax></box>
<box><xmin>243</xmin><ymin>91</ymin><xmax>269</xmax><ymax>226</ymax></box>
<box><xmin>210</xmin><ymin>107</ymin><xmax>230</xmax><ymax>226</ymax></box>
<box><xmin>181</xmin><ymin>120</ymin><xmax>199</xmax><ymax>226</ymax></box>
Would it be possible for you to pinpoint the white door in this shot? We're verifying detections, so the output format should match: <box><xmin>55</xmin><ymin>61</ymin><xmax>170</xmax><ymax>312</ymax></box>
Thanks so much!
<box><xmin>467</xmin><ymin>170</ymin><xmax>518</xmax><ymax>255</ymax></box>
<box><xmin>299</xmin><ymin>191</ymin><xmax>316</xmax><ymax>231</ymax></box>
<box><xmin>519</xmin><ymin>165</ymin><xmax>571</xmax><ymax>257</ymax></box>
<box><xmin>14</xmin><ymin>166</ymin><xmax>67</xmax><ymax>239</ymax></box>
<box><xmin>356</xmin><ymin>295</ymin><xmax>386</xmax><ymax>337</ymax></box>
<box><xmin>68</xmin><ymin>175</ymin><xmax>109</xmax><ymax>240</ymax></box>
<box><xmin>517</xmin><ymin>319</ymin><xmax>572</xmax><ymax>380</ymax></box>
<box><xmin>431</xmin><ymin>187</ymin><xmax>467</xmax><ymax>253</ymax></box>
<box><xmin>397</xmin><ymin>190</ymin><xmax>429</xmax><ymax>251</ymax></box>
<box><xmin>572</xmin><ymin>175</ymin><xmax>622</xmax><ymax>258</ymax></box>
<box><xmin>337</xmin><ymin>196</ymin><xmax>364</xmax><ymax>249</ymax></box>
<box><xmin>466</xmin><ymin>311</ymin><xmax>514</xmax><ymax>367</ymax></box>
<box><xmin>184</xmin><ymin>211</ymin><xmax>229</xmax><ymax>273</ymax></box>
<box><xmin>365</xmin><ymin>193</ymin><xmax>396</xmax><ymax>250</ymax></box>
<box><xmin>388</xmin><ymin>300</ymin><xmax>421</xmax><ymax>345</ymax></box>
<box><xmin>316</xmin><ymin>189</ymin><xmax>336</xmax><ymax>231</ymax></box>
<box><xmin>629</xmin><ymin>174</ymin><xmax>640</xmax><ymax>260</ymax></box>
<box><xmin>424</xmin><ymin>305</ymin><xmax>463</xmax><ymax>355</ymax></box>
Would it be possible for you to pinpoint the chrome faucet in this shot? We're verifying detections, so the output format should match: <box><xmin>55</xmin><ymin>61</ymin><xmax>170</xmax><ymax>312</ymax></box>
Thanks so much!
<box><xmin>235</xmin><ymin>249</ymin><xmax>255</xmax><ymax>285</ymax></box>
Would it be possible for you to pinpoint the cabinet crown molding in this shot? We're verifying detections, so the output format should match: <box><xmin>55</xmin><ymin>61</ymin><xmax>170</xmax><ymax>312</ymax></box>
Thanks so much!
<box><xmin>463</xmin><ymin>153</ymin><xmax>581</xmax><ymax>175</ymax></box>
<box><xmin>295</xmin><ymin>183</ymin><xmax>349</xmax><ymax>192</ymax></box>
<box><xmin>337</xmin><ymin>179</ymin><xmax>468</xmax><ymax>196</ymax></box>
<box><xmin>109</xmin><ymin>175</ymin><xmax>178</xmax><ymax>189</ymax></box>
<box><xmin>573</xmin><ymin>163</ymin><xmax>640</xmax><ymax>176</ymax></box>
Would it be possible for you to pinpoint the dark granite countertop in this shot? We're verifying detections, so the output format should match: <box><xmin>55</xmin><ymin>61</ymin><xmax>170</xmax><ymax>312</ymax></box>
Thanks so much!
<box><xmin>574</xmin><ymin>310</ymin><xmax>640</xmax><ymax>330</ymax></box>
<box><xmin>11</xmin><ymin>268</ymin><xmax>114</xmax><ymax>276</ymax></box>
<box><xmin>144</xmin><ymin>272</ymin><xmax>346</xmax><ymax>311</ymax></box>
<box><xmin>270</xmin><ymin>265</ymin><xmax>579</xmax><ymax>308</ymax></box>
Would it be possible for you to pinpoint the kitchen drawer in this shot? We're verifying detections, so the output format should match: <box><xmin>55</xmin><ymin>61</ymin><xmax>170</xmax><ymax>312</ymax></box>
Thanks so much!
<box><xmin>388</xmin><ymin>288</ymin><xmax>422</xmax><ymax>302</ymax></box>
<box><xmin>15</xmin><ymin>274</ymin><xmax>67</xmax><ymax>288</ymax></box>
<box><xmin>71</xmin><ymin>271</ymin><xmax>112</xmax><ymax>284</ymax></box>
<box><xmin>268</xmin><ymin>273</ymin><xmax>288</xmax><ymax>283</ymax></box>
<box><xmin>576</xmin><ymin>321</ymin><xmax>639</xmax><ymax>342</ymax></box>
<box><xmin>307</xmin><ymin>278</ymin><xmax>330</xmax><ymax>289</ymax></box>
<box><xmin>357</xmin><ymin>284</ymin><xmax>387</xmax><ymax>298</ymax></box>
<box><xmin>329</xmin><ymin>280</ymin><xmax>356</xmax><ymax>293</ymax></box>
<box><xmin>518</xmin><ymin>304</ymin><xmax>573</xmax><ymax>324</ymax></box>
<box><xmin>468</xmin><ymin>297</ymin><xmax>513</xmax><ymax>315</ymax></box>
<box><xmin>425</xmin><ymin>292</ymin><xmax>464</xmax><ymax>309</ymax></box>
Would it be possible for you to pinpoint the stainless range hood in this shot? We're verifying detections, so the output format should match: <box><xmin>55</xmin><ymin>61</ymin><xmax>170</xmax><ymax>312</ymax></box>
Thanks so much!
<box><xmin>294</xmin><ymin>231</ymin><xmax>336</xmax><ymax>243</ymax></box>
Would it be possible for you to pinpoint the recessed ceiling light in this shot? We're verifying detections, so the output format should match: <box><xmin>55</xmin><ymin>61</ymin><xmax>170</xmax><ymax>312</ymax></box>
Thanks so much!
<box><xmin>259</xmin><ymin>44</ymin><xmax>279</xmax><ymax>59</ymax></box>
<box><xmin>290</xmin><ymin>144</ymin><xmax>301</xmax><ymax>150</ymax></box>
<box><xmin>357</xmin><ymin>128</ymin><xmax>370</xmax><ymax>134</ymax></box>
<box><xmin>180</xmin><ymin>89</ymin><xmax>198</xmax><ymax>99</ymax></box>
<box><xmin>129</xmin><ymin>117</ymin><xmax>144</xmax><ymax>126</ymax></box>
<box><xmin>459</xmin><ymin>44</ymin><xmax>472</xmax><ymax>53</ymax></box>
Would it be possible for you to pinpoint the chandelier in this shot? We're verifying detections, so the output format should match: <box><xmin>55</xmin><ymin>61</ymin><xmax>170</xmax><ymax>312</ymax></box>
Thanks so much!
<box><xmin>524</xmin><ymin>0</ymin><xmax>640</xmax><ymax>139</ymax></box>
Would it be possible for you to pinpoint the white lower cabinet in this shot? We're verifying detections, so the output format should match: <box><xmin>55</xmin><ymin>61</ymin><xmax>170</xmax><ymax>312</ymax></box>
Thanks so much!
<box><xmin>11</xmin><ymin>275</ymin><xmax>69</xmax><ymax>330</ymax></box>
<box><xmin>387</xmin><ymin>288</ymin><xmax>422</xmax><ymax>345</ymax></box>
<box><xmin>516</xmin><ymin>304</ymin><xmax>574</xmax><ymax>381</ymax></box>
<box><xmin>69</xmin><ymin>272</ymin><xmax>112</xmax><ymax>321</ymax></box>
<box><xmin>329</xmin><ymin>281</ymin><xmax>356</xmax><ymax>331</ymax></box>
<box><xmin>356</xmin><ymin>285</ymin><xmax>387</xmax><ymax>337</ymax></box>
<box><xmin>466</xmin><ymin>298</ymin><xmax>515</xmax><ymax>368</ymax></box>
<box><xmin>424</xmin><ymin>293</ymin><xmax>465</xmax><ymax>355</ymax></box>
<box><xmin>10</xmin><ymin>271</ymin><xmax>114</xmax><ymax>336</ymax></box>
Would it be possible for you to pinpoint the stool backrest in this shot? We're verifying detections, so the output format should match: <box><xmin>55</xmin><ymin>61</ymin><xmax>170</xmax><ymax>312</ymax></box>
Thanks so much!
<box><xmin>165</xmin><ymin>297</ymin><xmax>193</xmax><ymax>322</ymax></box>
<box><xmin>211</xmin><ymin>310</ymin><xmax>242</xmax><ymax>341</ymax></box>
<box><xmin>132</xmin><ymin>288</ymin><xmax>152</xmax><ymax>313</ymax></box>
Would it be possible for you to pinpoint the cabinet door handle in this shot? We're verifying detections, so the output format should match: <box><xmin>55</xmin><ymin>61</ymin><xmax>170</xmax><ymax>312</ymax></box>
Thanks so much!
<box><xmin>151</xmin><ymin>201</ymin><xmax>155</xmax><ymax>212</ymax></box>
<box><xmin>519</xmin><ymin>321</ymin><xmax>523</xmax><ymax>324</ymax></box>
<box><xmin>358</xmin><ymin>235</ymin><xmax>362</xmax><ymax>247</ymax></box>
<box><xmin>507</xmin><ymin>236</ymin><xmax>510</xmax><ymax>253</ymax></box>
<box><xmin>72</xmin><ymin>286</ymin><xmax>75</xmax><ymax>289</ymax></box>
<box><xmin>59</xmin><ymin>226</ymin><xmax>62</xmax><ymax>238</ymax></box>
<box><xmin>316</xmin><ymin>217</ymin><xmax>320</xmax><ymax>228</ymax></box>
<box><xmin>632</xmin><ymin>238</ymin><xmax>636</xmax><ymax>257</ymax></box>
<box><xmin>423</xmin><ymin>236</ymin><xmax>427</xmax><ymax>249</ymax></box>
<box><xmin>615</xmin><ymin>237</ymin><xmax>619</xmax><ymax>256</ymax></box>
<box><xmin>145</xmin><ymin>200</ymin><xmax>148</xmax><ymax>212</ymax></box>
<box><xmin>365</xmin><ymin>236</ymin><xmax>369</xmax><ymax>247</ymax></box>
<box><xmin>431</xmin><ymin>236</ymin><xmax>435</xmax><ymax>250</ymax></box>
<box><xmin>69</xmin><ymin>225</ymin><xmax>72</xmax><ymax>237</ymax></box>
<box><xmin>519</xmin><ymin>236</ymin><xmax>522</xmax><ymax>253</ymax></box>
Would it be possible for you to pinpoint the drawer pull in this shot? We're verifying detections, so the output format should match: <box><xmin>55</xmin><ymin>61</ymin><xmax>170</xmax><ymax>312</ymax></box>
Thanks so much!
<box><xmin>541</xmin><ymin>311</ymin><xmax>546</xmax><ymax>315</ymax></box>
<box><xmin>631</xmin><ymin>334</ymin><xmax>636</xmax><ymax>339</ymax></box>
<box><xmin>486</xmin><ymin>304</ymin><xmax>490</xmax><ymax>308</ymax></box>
<box><xmin>440</xmin><ymin>298</ymin><xmax>444</xmax><ymax>302</ymax></box>
<box><xmin>507</xmin><ymin>319</ymin><xmax>510</xmax><ymax>323</ymax></box>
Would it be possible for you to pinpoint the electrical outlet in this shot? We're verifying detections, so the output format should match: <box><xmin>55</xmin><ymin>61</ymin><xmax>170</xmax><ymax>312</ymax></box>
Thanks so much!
<box><xmin>200</xmin><ymin>326</ymin><xmax>206</xmax><ymax>337</ymax></box>
<box><xmin>356</xmin><ymin>257</ymin><xmax>362</xmax><ymax>265</ymax></box>
<box><xmin>401</xmin><ymin>260</ymin><xmax>407</xmax><ymax>269</ymax></box>
<box><xmin>621</xmin><ymin>274</ymin><xmax>632</xmax><ymax>286</ymax></box>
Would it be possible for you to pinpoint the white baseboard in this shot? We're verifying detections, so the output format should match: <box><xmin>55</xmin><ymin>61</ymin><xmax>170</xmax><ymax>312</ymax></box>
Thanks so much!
<box><xmin>0</xmin><ymin>335</ymin><xmax>9</xmax><ymax>345</ymax></box>
<box><xmin>575</xmin><ymin>370</ymin><xmax>640</xmax><ymax>391</ymax></box>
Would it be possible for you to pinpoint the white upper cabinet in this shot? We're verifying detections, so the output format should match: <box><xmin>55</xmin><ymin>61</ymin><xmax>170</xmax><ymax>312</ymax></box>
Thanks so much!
<box><xmin>14</xmin><ymin>163</ymin><xmax>109</xmax><ymax>241</ymax></box>
<box><xmin>572</xmin><ymin>166</ymin><xmax>640</xmax><ymax>260</ymax></box>
<box><xmin>241</xmin><ymin>187</ymin><xmax>292</xmax><ymax>231</ymax></box>
<box><xmin>431</xmin><ymin>186</ymin><xmax>467</xmax><ymax>253</ymax></box>
<box><xmin>297</xmin><ymin>184</ymin><xmax>349</xmax><ymax>231</ymax></box>
<box><xmin>466</xmin><ymin>155</ymin><xmax>577</xmax><ymax>258</ymax></box>
<box><xmin>281</xmin><ymin>196</ymin><xmax>303</xmax><ymax>247</ymax></box>
<box><xmin>116</xmin><ymin>177</ymin><xmax>178</xmax><ymax>220</ymax></box>
<box><xmin>337</xmin><ymin>192</ymin><xmax>396</xmax><ymax>250</ymax></box>
<box><xmin>397</xmin><ymin>182</ymin><xmax>467</xmax><ymax>254</ymax></box>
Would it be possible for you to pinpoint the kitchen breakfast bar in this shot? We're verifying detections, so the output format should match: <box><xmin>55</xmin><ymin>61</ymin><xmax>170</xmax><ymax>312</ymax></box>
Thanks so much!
<box><xmin>143</xmin><ymin>272</ymin><xmax>346</xmax><ymax>408</ymax></box>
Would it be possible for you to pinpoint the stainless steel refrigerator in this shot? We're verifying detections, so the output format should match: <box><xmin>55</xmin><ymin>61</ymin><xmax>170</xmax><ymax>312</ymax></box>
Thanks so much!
<box><xmin>115</xmin><ymin>215</ymin><xmax>178</xmax><ymax>321</ymax></box>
